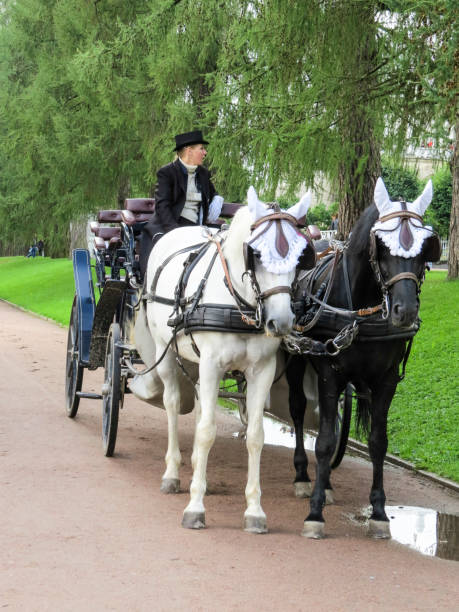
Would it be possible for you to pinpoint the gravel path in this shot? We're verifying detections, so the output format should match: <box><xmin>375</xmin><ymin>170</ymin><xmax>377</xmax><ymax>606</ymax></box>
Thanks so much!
<box><xmin>1</xmin><ymin>300</ymin><xmax>458</xmax><ymax>611</ymax></box>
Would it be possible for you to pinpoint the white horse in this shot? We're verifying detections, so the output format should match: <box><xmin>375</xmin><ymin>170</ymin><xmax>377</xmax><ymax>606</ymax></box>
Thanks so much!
<box><xmin>130</xmin><ymin>186</ymin><xmax>312</xmax><ymax>533</ymax></box>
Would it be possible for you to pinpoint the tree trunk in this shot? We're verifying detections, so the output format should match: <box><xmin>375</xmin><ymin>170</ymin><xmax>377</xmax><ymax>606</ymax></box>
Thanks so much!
<box><xmin>117</xmin><ymin>176</ymin><xmax>131</xmax><ymax>209</ymax></box>
<box><xmin>335</xmin><ymin>12</ymin><xmax>381</xmax><ymax>240</ymax></box>
<box><xmin>337</xmin><ymin>112</ymin><xmax>381</xmax><ymax>240</ymax></box>
<box><xmin>447</xmin><ymin>118</ymin><xmax>458</xmax><ymax>279</ymax></box>
<box><xmin>69</xmin><ymin>218</ymin><xmax>90</xmax><ymax>256</ymax></box>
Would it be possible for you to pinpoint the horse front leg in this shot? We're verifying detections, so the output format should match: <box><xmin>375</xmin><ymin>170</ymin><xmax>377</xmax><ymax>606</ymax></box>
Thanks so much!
<box><xmin>182</xmin><ymin>358</ymin><xmax>223</xmax><ymax>530</ymax></box>
<box><xmin>302</xmin><ymin>372</ymin><xmax>341</xmax><ymax>539</ymax></box>
<box><xmin>367</xmin><ymin>381</ymin><xmax>396</xmax><ymax>539</ymax></box>
<box><xmin>286</xmin><ymin>355</ymin><xmax>312</xmax><ymax>498</ymax></box>
<box><xmin>243</xmin><ymin>357</ymin><xmax>277</xmax><ymax>534</ymax></box>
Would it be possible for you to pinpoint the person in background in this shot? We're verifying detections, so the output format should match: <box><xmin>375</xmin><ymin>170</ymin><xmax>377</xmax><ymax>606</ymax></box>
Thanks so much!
<box><xmin>329</xmin><ymin>214</ymin><xmax>339</xmax><ymax>231</ymax></box>
<box><xmin>26</xmin><ymin>242</ymin><xmax>38</xmax><ymax>258</ymax></box>
<box><xmin>37</xmin><ymin>239</ymin><xmax>44</xmax><ymax>256</ymax></box>
<box><xmin>139</xmin><ymin>130</ymin><xmax>223</xmax><ymax>277</ymax></box>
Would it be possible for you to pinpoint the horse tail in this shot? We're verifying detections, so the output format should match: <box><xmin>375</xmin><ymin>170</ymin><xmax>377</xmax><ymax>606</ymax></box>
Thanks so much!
<box><xmin>355</xmin><ymin>386</ymin><xmax>371</xmax><ymax>439</ymax></box>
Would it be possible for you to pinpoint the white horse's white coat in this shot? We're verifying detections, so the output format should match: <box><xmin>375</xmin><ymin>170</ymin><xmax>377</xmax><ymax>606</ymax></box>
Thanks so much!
<box><xmin>132</xmin><ymin>187</ymin><xmax>311</xmax><ymax>532</ymax></box>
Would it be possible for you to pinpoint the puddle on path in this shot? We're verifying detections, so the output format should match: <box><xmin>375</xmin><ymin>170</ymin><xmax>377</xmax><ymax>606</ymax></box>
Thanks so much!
<box><xmin>219</xmin><ymin>402</ymin><xmax>459</xmax><ymax>561</ymax></box>
<box><xmin>220</xmin><ymin>402</ymin><xmax>316</xmax><ymax>451</ymax></box>
<box><xmin>353</xmin><ymin>506</ymin><xmax>459</xmax><ymax>561</ymax></box>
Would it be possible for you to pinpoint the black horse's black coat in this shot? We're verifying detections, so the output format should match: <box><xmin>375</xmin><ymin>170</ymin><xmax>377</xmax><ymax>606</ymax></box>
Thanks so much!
<box><xmin>287</xmin><ymin>203</ymin><xmax>433</xmax><ymax>534</ymax></box>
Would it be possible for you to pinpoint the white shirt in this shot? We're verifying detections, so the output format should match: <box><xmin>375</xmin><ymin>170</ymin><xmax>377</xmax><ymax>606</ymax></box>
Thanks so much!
<box><xmin>179</xmin><ymin>159</ymin><xmax>202</xmax><ymax>223</ymax></box>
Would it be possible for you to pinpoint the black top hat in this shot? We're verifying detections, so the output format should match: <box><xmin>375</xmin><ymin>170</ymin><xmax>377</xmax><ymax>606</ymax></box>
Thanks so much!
<box><xmin>173</xmin><ymin>130</ymin><xmax>209</xmax><ymax>151</ymax></box>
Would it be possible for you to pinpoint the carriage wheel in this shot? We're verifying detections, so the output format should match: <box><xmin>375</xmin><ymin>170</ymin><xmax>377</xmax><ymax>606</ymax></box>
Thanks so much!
<box><xmin>65</xmin><ymin>296</ymin><xmax>84</xmax><ymax>418</ymax></box>
<box><xmin>102</xmin><ymin>323</ymin><xmax>121</xmax><ymax>457</ymax></box>
<box><xmin>330</xmin><ymin>383</ymin><xmax>353</xmax><ymax>469</ymax></box>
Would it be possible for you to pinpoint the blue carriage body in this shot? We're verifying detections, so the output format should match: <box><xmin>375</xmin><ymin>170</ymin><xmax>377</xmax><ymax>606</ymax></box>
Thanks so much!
<box><xmin>72</xmin><ymin>249</ymin><xmax>96</xmax><ymax>367</ymax></box>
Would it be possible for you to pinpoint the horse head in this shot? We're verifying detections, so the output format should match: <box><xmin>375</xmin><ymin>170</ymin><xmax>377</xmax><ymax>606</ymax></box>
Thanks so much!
<box><xmin>225</xmin><ymin>186</ymin><xmax>313</xmax><ymax>337</ymax></box>
<box><xmin>371</xmin><ymin>177</ymin><xmax>441</xmax><ymax>327</ymax></box>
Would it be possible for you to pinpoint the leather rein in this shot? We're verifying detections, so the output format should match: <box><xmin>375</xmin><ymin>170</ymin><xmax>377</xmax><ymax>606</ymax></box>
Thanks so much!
<box><xmin>212</xmin><ymin>208</ymin><xmax>307</xmax><ymax>328</ymax></box>
<box><xmin>147</xmin><ymin>207</ymin><xmax>304</xmax><ymax>331</ymax></box>
<box><xmin>295</xmin><ymin>208</ymin><xmax>428</xmax><ymax>333</ymax></box>
<box><xmin>369</xmin><ymin>208</ymin><xmax>425</xmax><ymax>318</ymax></box>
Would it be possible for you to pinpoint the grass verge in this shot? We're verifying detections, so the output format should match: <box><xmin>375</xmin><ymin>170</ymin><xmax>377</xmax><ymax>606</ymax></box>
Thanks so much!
<box><xmin>0</xmin><ymin>256</ymin><xmax>76</xmax><ymax>325</ymax></box>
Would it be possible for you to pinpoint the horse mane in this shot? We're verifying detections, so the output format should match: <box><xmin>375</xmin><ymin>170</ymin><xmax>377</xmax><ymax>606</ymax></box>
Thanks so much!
<box><xmin>222</xmin><ymin>204</ymin><xmax>252</xmax><ymax>263</ymax></box>
<box><xmin>346</xmin><ymin>203</ymin><xmax>379</xmax><ymax>257</ymax></box>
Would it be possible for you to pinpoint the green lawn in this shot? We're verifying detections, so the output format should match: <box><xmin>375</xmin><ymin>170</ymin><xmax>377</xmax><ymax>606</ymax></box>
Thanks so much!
<box><xmin>384</xmin><ymin>271</ymin><xmax>459</xmax><ymax>481</ymax></box>
<box><xmin>1</xmin><ymin>256</ymin><xmax>458</xmax><ymax>482</ymax></box>
<box><xmin>0</xmin><ymin>256</ymin><xmax>76</xmax><ymax>325</ymax></box>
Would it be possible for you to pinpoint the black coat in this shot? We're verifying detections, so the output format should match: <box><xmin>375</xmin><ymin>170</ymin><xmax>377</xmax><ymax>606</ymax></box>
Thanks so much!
<box><xmin>139</xmin><ymin>159</ymin><xmax>217</xmax><ymax>275</ymax></box>
<box><xmin>143</xmin><ymin>159</ymin><xmax>217</xmax><ymax>240</ymax></box>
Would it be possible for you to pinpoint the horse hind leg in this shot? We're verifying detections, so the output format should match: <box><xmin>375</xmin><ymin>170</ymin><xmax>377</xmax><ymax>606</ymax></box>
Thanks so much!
<box><xmin>286</xmin><ymin>356</ymin><xmax>312</xmax><ymax>498</ymax></box>
<box><xmin>157</xmin><ymin>351</ymin><xmax>183</xmax><ymax>494</ymax></box>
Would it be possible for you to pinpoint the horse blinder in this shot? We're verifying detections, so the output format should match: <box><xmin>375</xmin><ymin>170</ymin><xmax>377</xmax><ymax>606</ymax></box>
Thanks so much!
<box><xmin>243</xmin><ymin>241</ymin><xmax>256</xmax><ymax>276</ymax></box>
<box><xmin>423</xmin><ymin>233</ymin><xmax>441</xmax><ymax>263</ymax></box>
<box><xmin>297</xmin><ymin>242</ymin><xmax>317</xmax><ymax>270</ymax></box>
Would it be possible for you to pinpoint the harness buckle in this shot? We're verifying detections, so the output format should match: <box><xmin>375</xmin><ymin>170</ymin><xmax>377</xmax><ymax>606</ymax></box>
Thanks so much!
<box><xmin>382</xmin><ymin>293</ymin><xmax>390</xmax><ymax>320</ymax></box>
<box><xmin>324</xmin><ymin>338</ymin><xmax>340</xmax><ymax>356</ymax></box>
<box><xmin>167</xmin><ymin>313</ymin><xmax>184</xmax><ymax>327</ymax></box>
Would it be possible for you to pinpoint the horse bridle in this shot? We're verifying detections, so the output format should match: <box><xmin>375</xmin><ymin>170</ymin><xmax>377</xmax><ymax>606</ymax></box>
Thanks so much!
<box><xmin>242</xmin><ymin>206</ymin><xmax>315</xmax><ymax>327</ymax></box>
<box><xmin>212</xmin><ymin>206</ymin><xmax>314</xmax><ymax>329</ymax></box>
<box><xmin>369</xmin><ymin>205</ymin><xmax>435</xmax><ymax>319</ymax></box>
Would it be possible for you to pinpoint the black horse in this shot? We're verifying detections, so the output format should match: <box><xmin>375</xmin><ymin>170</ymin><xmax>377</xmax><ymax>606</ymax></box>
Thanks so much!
<box><xmin>285</xmin><ymin>177</ymin><xmax>441</xmax><ymax>539</ymax></box>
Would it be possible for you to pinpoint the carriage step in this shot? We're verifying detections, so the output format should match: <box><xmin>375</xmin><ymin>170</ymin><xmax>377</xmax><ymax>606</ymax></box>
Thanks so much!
<box><xmin>76</xmin><ymin>391</ymin><xmax>103</xmax><ymax>400</ymax></box>
<box><xmin>115</xmin><ymin>341</ymin><xmax>136</xmax><ymax>351</ymax></box>
<box><xmin>218</xmin><ymin>391</ymin><xmax>246</xmax><ymax>400</ymax></box>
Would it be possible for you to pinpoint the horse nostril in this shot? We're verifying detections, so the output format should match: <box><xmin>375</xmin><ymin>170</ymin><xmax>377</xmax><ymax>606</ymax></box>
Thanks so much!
<box><xmin>266</xmin><ymin>319</ymin><xmax>278</xmax><ymax>335</ymax></box>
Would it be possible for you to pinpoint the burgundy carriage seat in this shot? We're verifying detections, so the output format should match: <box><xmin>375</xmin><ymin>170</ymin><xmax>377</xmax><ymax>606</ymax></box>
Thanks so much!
<box><xmin>91</xmin><ymin>211</ymin><xmax>124</xmax><ymax>251</ymax></box>
<box><xmin>122</xmin><ymin>199</ymin><xmax>155</xmax><ymax>260</ymax></box>
<box><xmin>97</xmin><ymin>210</ymin><xmax>124</xmax><ymax>224</ymax></box>
<box><xmin>124</xmin><ymin>198</ymin><xmax>155</xmax><ymax>213</ymax></box>
<box><xmin>308</xmin><ymin>225</ymin><xmax>322</xmax><ymax>240</ymax></box>
<box><xmin>92</xmin><ymin>226</ymin><xmax>122</xmax><ymax>250</ymax></box>
<box><xmin>221</xmin><ymin>202</ymin><xmax>243</xmax><ymax>217</ymax></box>
<box><xmin>121</xmin><ymin>210</ymin><xmax>153</xmax><ymax>226</ymax></box>
<box><xmin>212</xmin><ymin>201</ymin><xmax>244</xmax><ymax>226</ymax></box>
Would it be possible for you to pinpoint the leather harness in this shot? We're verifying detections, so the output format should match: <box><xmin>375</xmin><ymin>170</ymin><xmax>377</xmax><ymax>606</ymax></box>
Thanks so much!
<box><xmin>284</xmin><ymin>207</ymin><xmax>434</xmax><ymax>365</ymax></box>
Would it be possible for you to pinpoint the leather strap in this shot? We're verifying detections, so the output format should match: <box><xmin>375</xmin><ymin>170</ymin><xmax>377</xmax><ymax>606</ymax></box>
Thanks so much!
<box><xmin>250</xmin><ymin>211</ymin><xmax>301</xmax><ymax>230</ymax></box>
<box><xmin>377</xmin><ymin>210</ymin><xmax>423</xmax><ymax>225</ymax></box>
<box><xmin>259</xmin><ymin>286</ymin><xmax>292</xmax><ymax>299</ymax></box>
<box><xmin>384</xmin><ymin>271</ymin><xmax>420</xmax><ymax>288</ymax></box>
<box><xmin>212</xmin><ymin>237</ymin><xmax>259</xmax><ymax>327</ymax></box>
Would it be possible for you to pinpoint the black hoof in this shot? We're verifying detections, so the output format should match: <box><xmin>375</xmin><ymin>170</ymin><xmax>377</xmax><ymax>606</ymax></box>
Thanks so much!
<box><xmin>160</xmin><ymin>478</ymin><xmax>180</xmax><ymax>494</ymax></box>
<box><xmin>302</xmin><ymin>520</ymin><xmax>325</xmax><ymax>539</ymax></box>
<box><xmin>368</xmin><ymin>519</ymin><xmax>391</xmax><ymax>539</ymax></box>
<box><xmin>182</xmin><ymin>511</ymin><xmax>206</xmax><ymax>529</ymax></box>
<box><xmin>294</xmin><ymin>481</ymin><xmax>313</xmax><ymax>498</ymax></box>
<box><xmin>244</xmin><ymin>515</ymin><xmax>268</xmax><ymax>534</ymax></box>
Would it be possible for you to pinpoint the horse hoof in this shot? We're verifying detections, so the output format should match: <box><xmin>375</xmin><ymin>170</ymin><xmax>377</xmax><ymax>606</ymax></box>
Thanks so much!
<box><xmin>160</xmin><ymin>478</ymin><xmax>180</xmax><ymax>494</ymax></box>
<box><xmin>368</xmin><ymin>519</ymin><xmax>391</xmax><ymax>539</ymax></box>
<box><xmin>182</xmin><ymin>511</ymin><xmax>206</xmax><ymax>529</ymax></box>
<box><xmin>302</xmin><ymin>520</ymin><xmax>325</xmax><ymax>539</ymax></box>
<box><xmin>244</xmin><ymin>515</ymin><xmax>268</xmax><ymax>534</ymax></box>
<box><xmin>294</xmin><ymin>481</ymin><xmax>313</xmax><ymax>498</ymax></box>
<box><xmin>325</xmin><ymin>489</ymin><xmax>334</xmax><ymax>505</ymax></box>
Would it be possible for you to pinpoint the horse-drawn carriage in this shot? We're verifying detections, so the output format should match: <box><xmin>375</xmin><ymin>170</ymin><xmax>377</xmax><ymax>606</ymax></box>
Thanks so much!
<box><xmin>65</xmin><ymin>178</ymin><xmax>441</xmax><ymax>537</ymax></box>
<box><xmin>65</xmin><ymin>194</ymin><xmax>351</xmax><ymax>459</ymax></box>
